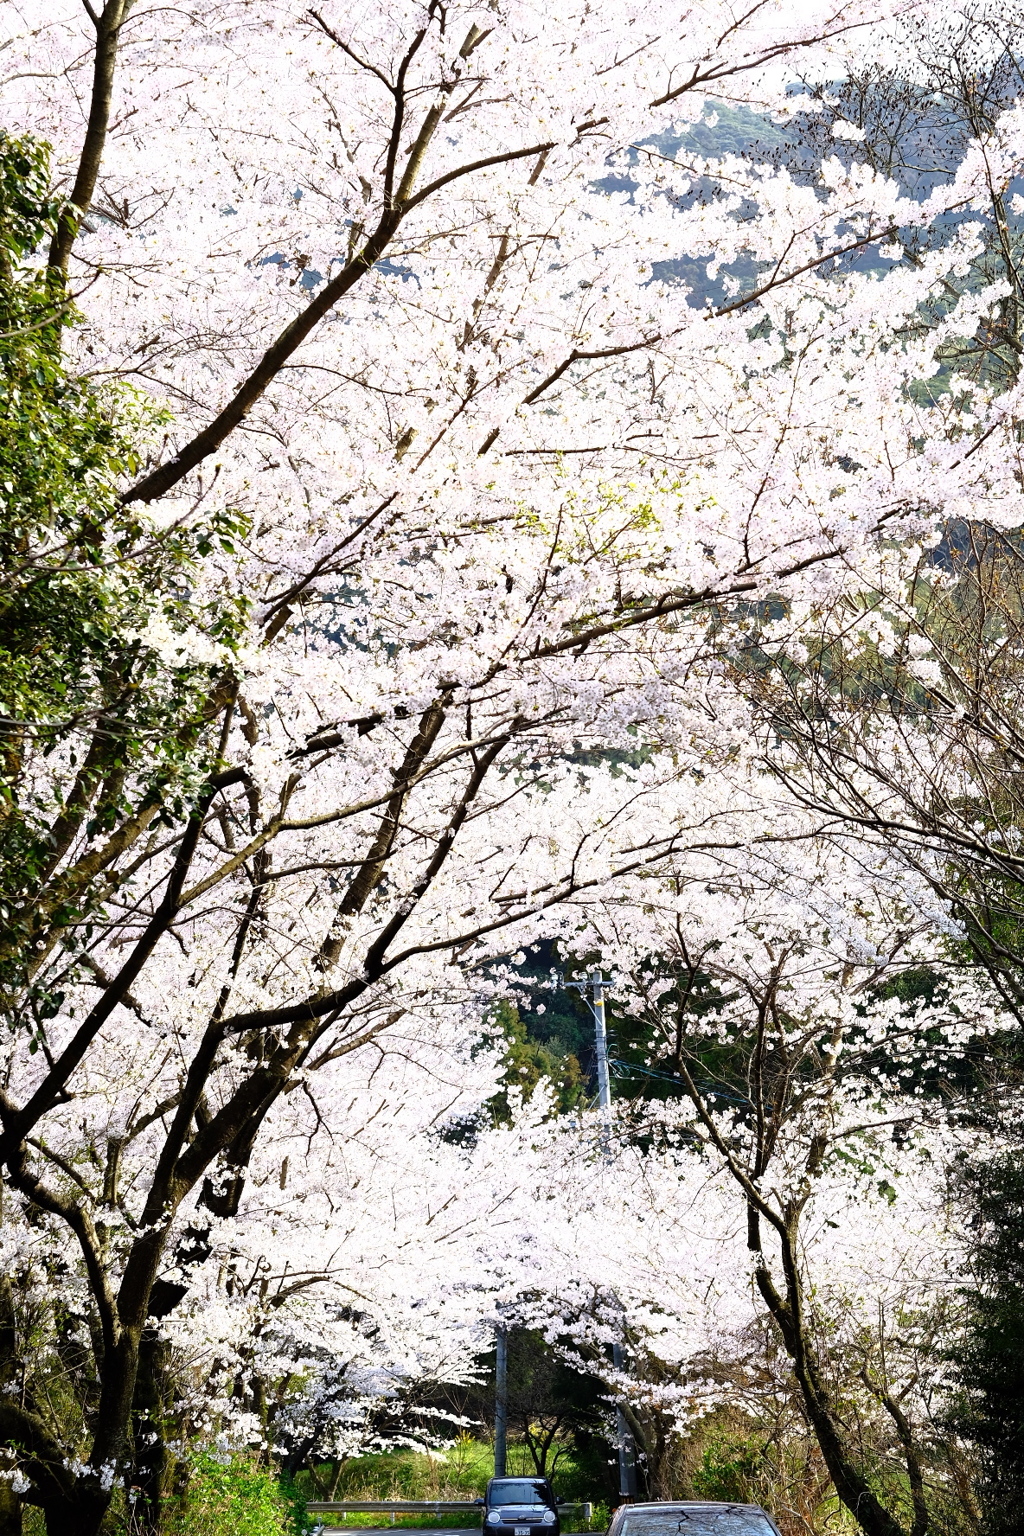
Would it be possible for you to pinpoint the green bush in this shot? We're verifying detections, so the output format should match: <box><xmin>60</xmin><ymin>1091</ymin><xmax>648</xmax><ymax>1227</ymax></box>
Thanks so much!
<box><xmin>170</xmin><ymin>1454</ymin><xmax>296</xmax><ymax>1536</ymax></box>
<box><xmin>691</xmin><ymin>1434</ymin><xmax>765</xmax><ymax>1503</ymax></box>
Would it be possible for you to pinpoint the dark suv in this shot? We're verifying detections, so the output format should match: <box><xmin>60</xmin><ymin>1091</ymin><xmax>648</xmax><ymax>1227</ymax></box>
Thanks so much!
<box><xmin>477</xmin><ymin>1478</ymin><xmax>562</xmax><ymax>1536</ymax></box>
<box><xmin>605</xmin><ymin>1503</ymin><xmax>781</xmax><ymax>1536</ymax></box>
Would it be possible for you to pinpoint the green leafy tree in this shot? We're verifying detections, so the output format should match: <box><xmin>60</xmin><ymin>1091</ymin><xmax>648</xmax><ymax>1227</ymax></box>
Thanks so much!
<box><xmin>485</xmin><ymin>1001</ymin><xmax>585</xmax><ymax>1121</ymax></box>
<box><xmin>0</xmin><ymin>130</ymin><xmax>248</xmax><ymax>1024</ymax></box>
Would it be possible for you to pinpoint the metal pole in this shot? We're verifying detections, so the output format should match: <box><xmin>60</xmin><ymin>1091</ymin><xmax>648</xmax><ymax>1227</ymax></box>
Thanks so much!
<box><xmin>611</xmin><ymin>1340</ymin><xmax>636</xmax><ymax>1501</ymax></box>
<box><xmin>494</xmin><ymin>1322</ymin><xmax>508</xmax><ymax>1478</ymax></box>
<box><xmin>592</xmin><ymin>969</ymin><xmax>612</xmax><ymax>1115</ymax></box>
<box><xmin>587</xmin><ymin>972</ymin><xmax>636</xmax><ymax>1502</ymax></box>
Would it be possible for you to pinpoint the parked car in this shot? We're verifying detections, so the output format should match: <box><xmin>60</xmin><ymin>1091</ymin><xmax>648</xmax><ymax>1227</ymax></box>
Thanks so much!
<box><xmin>605</xmin><ymin>1502</ymin><xmax>781</xmax><ymax>1536</ymax></box>
<box><xmin>475</xmin><ymin>1478</ymin><xmax>563</xmax><ymax>1536</ymax></box>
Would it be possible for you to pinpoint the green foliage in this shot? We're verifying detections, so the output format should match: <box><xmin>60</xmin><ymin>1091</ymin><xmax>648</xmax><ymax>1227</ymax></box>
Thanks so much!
<box><xmin>683</xmin><ymin>1417</ymin><xmax>860</xmax><ymax>1535</ymax></box>
<box><xmin>169</xmin><ymin>1454</ymin><xmax>294</xmax><ymax>1536</ymax></box>
<box><xmin>485</xmin><ymin>1001</ymin><xmax>585</xmax><ymax>1121</ymax></box>
<box><xmin>310</xmin><ymin>1439</ymin><xmax>494</xmax><ymax>1503</ymax></box>
<box><xmin>950</xmin><ymin>1147</ymin><xmax>1024</xmax><ymax>1536</ymax></box>
<box><xmin>278</xmin><ymin>1472</ymin><xmax>315</xmax><ymax>1536</ymax></box>
<box><xmin>691</xmin><ymin>1433</ymin><xmax>766</xmax><ymax>1504</ymax></box>
<box><xmin>0</xmin><ymin>131</ymin><xmax>60</xmax><ymax>271</ymax></box>
<box><xmin>0</xmin><ymin>130</ymin><xmax>250</xmax><ymax>1011</ymax></box>
<box><xmin>306</xmin><ymin>1436</ymin><xmax>607</xmax><ymax>1528</ymax></box>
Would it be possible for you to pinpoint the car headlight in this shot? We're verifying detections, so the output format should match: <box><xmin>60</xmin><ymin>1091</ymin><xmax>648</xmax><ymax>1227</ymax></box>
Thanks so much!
<box><xmin>487</xmin><ymin>1514</ymin><xmax>502</xmax><ymax>1524</ymax></box>
<box><xmin>542</xmin><ymin>1513</ymin><xmax>556</xmax><ymax>1525</ymax></box>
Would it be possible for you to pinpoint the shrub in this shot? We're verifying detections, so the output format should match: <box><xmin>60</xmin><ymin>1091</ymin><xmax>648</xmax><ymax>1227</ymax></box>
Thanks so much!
<box><xmin>169</xmin><ymin>1454</ymin><xmax>295</xmax><ymax>1536</ymax></box>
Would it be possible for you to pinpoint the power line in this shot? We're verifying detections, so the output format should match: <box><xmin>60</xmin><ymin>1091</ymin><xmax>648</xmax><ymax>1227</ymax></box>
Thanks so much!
<box><xmin>609</xmin><ymin>1057</ymin><xmax>749</xmax><ymax>1106</ymax></box>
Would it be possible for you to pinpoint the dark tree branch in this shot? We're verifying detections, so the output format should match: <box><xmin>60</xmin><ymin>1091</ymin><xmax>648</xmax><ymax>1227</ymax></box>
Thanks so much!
<box><xmin>49</xmin><ymin>0</ymin><xmax>138</xmax><ymax>276</ymax></box>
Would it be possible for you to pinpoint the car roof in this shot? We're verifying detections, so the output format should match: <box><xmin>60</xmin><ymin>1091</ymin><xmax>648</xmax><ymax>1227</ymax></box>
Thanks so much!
<box><xmin>488</xmin><ymin>1478</ymin><xmax>551</xmax><ymax>1484</ymax></box>
<box><xmin>610</xmin><ymin>1505</ymin><xmax>778</xmax><ymax>1530</ymax></box>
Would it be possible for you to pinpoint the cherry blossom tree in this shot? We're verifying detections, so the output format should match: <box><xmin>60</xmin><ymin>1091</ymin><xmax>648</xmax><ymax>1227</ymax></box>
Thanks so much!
<box><xmin>5</xmin><ymin>1</ymin><xmax>1024</xmax><ymax>1533</ymax></box>
<box><xmin>518</xmin><ymin>825</ymin><xmax>992</xmax><ymax>1535</ymax></box>
<box><xmin>0</xmin><ymin>999</ymin><xmax>510</xmax><ymax>1521</ymax></box>
<box><xmin>739</xmin><ymin>522</ymin><xmax>1024</xmax><ymax>1018</ymax></box>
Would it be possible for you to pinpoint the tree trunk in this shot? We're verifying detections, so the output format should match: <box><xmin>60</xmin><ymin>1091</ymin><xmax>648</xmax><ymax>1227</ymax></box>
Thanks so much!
<box><xmin>37</xmin><ymin>1474</ymin><xmax>112</xmax><ymax>1536</ymax></box>
<box><xmin>0</xmin><ymin>1475</ymin><xmax>22</xmax><ymax>1536</ymax></box>
<box><xmin>750</xmin><ymin>1205</ymin><xmax>908</xmax><ymax>1536</ymax></box>
<box><xmin>862</xmin><ymin>1368</ymin><xmax>929</xmax><ymax>1536</ymax></box>
<box><xmin>44</xmin><ymin>1332</ymin><xmax>145</xmax><ymax>1536</ymax></box>
<box><xmin>0</xmin><ymin>1273</ymin><xmax>24</xmax><ymax>1536</ymax></box>
<box><xmin>132</xmin><ymin>1318</ymin><xmax>184</xmax><ymax>1536</ymax></box>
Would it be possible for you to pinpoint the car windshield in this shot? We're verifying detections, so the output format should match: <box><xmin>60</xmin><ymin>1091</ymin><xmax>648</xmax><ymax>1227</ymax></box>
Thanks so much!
<box><xmin>619</xmin><ymin>1513</ymin><xmax>774</xmax><ymax>1536</ymax></box>
<box><xmin>489</xmin><ymin>1483</ymin><xmax>550</xmax><ymax>1507</ymax></box>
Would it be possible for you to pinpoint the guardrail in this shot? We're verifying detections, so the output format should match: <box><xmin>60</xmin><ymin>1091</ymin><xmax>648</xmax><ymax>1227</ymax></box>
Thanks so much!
<box><xmin>307</xmin><ymin>1501</ymin><xmax>594</xmax><ymax>1524</ymax></box>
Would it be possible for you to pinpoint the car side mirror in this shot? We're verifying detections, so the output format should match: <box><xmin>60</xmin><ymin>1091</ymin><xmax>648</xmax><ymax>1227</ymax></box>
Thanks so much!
<box><xmin>474</xmin><ymin>1499</ymin><xmax>485</xmax><ymax>1507</ymax></box>
<box><xmin>556</xmin><ymin>1499</ymin><xmax>565</xmax><ymax>1506</ymax></box>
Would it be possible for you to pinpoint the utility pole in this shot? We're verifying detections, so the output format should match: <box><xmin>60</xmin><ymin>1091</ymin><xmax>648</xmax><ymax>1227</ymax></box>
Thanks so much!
<box><xmin>564</xmin><ymin>969</ymin><xmax>637</xmax><ymax>1502</ymax></box>
<box><xmin>591</xmin><ymin>969</ymin><xmax>613</xmax><ymax>1117</ymax></box>
<box><xmin>494</xmin><ymin>1321</ymin><xmax>508</xmax><ymax>1477</ymax></box>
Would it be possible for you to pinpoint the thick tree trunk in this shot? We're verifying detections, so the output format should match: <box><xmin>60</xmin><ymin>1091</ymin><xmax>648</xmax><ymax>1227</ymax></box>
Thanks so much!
<box><xmin>132</xmin><ymin>1318</ymin><xmax>184</xmax><ymax>1536</ymax></box>
<box><xmin>0</xmin><ymin>1474</ymin><xmax>22</xmax><ymax>1536</ymax></box>
<box><xmin>126</xmin><ymin>1271</ymin><xmax>200</xmax><ymax>1536</ymax></box>
<box><xmin>39</xmin><ymin>1333</ymin><xmax>145</xmax><ymax>1536</ymax></box>
<box><xmin>125</xmin><ymin>1161</ymin><xmax>258</xmax><ymax>1533</ymax></box>
<box><xmin>39</xmin><ymin>1490</ymin><xmax>110</xmax><ymax>1536</ymax></box>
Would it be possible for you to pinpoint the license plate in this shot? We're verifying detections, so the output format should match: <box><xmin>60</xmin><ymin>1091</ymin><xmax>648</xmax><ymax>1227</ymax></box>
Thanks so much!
<box><xmin>514</xmin><ymin>1526</ymin><xmax>530</xmax><ymax>1533</ymax></box>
